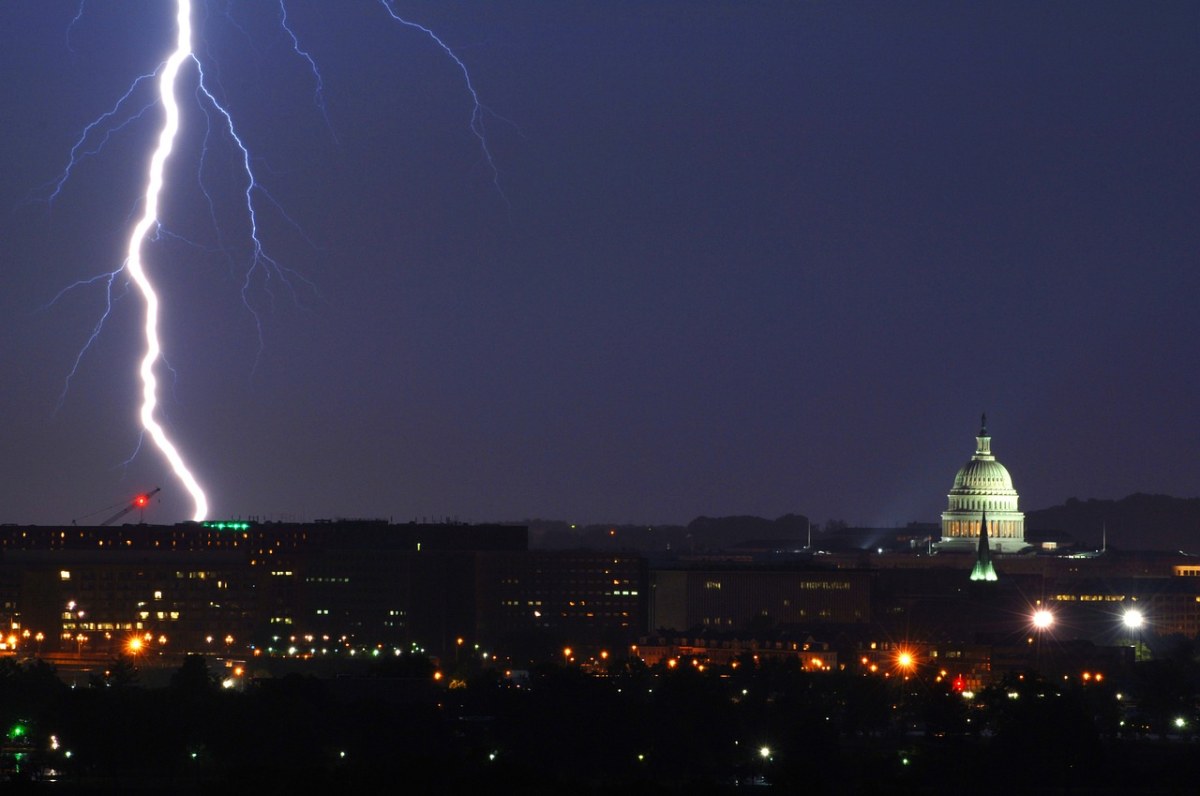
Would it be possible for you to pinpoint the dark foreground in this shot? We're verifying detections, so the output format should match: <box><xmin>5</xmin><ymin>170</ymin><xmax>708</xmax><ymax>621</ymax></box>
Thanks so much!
<box><xmin>2</xmin><ymin>654</ymin><xmax>1199</xmax><ymax>794</ymax></box>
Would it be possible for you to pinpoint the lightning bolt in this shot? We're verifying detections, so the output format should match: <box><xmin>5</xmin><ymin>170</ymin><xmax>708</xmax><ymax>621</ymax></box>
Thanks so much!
<box><xmin>124</xmin><ymin>0</ymin><xmax>208</xmax><ymax>521</ymax></box>
<box><xmin>278</xmin><ymin>0</ymin><xmax>337</xmax><ymax>143</ymax></box>
<box><xmin>43</xmin><ymin>69</ymin><xmax>160</xmax><ymax>206</ymax></box>
<box><xmin>39</xmin><ymin>1</ymin><xmax>504</xmax><ymax>524</ymax></box>
<box><xmin>192</xmin><ymin>57</ymin><xmax>313</xmax><ymax>362</ymax></box>
<box><xmin>377</xmin><ymin>0</ymin><xmax>504</xmax><ymax>195</ymax></box>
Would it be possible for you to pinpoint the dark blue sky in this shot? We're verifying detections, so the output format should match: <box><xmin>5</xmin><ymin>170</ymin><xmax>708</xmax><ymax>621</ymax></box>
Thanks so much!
<box><xmin>0</xmin><ymin>2</ymin><xmax>1196</xmax><ymax>531</ymax></box>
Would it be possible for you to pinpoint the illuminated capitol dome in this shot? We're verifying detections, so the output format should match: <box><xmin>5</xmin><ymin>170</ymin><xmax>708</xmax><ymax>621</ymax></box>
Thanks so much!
<box><xmin>937</xmin><ymin>415</ymin><xmax>1028</xmax><ymax>554</ymax></box>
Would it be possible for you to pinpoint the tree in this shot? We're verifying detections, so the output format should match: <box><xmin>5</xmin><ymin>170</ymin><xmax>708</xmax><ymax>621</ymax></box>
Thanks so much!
<box><xmin>171</xmin><ymin>654</ymin><xmax>216</xmax><ymax>696</ymax></box>
<box><xmin>89</xmin><ymin>655</ymin><xmax>138</xmax><ymax>688</ymax></box>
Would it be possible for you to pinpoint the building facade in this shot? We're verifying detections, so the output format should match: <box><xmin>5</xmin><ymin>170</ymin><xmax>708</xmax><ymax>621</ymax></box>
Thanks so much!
<box><xmin>648</xmin><ymin>565</ymin><xmax>871</xmax><ymax>632</ymax></box>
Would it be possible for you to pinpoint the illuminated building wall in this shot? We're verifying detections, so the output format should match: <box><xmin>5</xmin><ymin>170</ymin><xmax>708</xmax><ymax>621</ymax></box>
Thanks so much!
<box><xmin>1048</xmin><ymin>577</ymin><xmax>1200</xmax><ymax>638</ymax></box>
<box><xmin>0</xmin><ymin>550</ymin><xmax>253</xmax><ymax>656</ymax></box>
<box><xmin>248</xmin><ymin>521</ymin><xmax>523</xmax><ymax>656</ymax></box>
<box><xmin>649</xmin><ymin>566</ymin><xmax>871</xmax><ymax>632</ymax></box>
<box><xmin>0</xmin><ymin>521</ymin><xmax>525</xmax><ymax>658</ymax></box>
<box><xmin>475</xmin><ymin>551</ymin><xmax>647</xmax><ymax>647</ymax></box>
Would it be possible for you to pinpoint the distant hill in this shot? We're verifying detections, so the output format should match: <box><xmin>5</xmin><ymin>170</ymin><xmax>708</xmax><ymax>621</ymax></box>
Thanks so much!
<box><xmin>524</xmin><ymin>519</ymin><xmax>688</xmax><ymax>551</ymax></box>
<box><xmin>523</xmin><ymin>496</ymin><xmax>1200</xmax><ymax>555</ymax></box>
<box><xmin>684</xmin><ymin>514</ymin><xmax>811</xmax><ymax>550</ymax></box>
<box><xmin>1027</xmin><ymin>493</ymin><xmax>1200</xmax><ymax>553</ymax></box>
<box><xmin>523</xmin><ymin>514</ymin><xmax>810</xmax><ymax>553</ymax></box>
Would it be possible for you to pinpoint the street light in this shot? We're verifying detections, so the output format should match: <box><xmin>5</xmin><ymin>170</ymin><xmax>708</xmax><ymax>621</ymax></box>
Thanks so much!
<box><xmin>1031</xmin><ymin>608</ymin><xmax>1054</xmax><ymax>672</ymax></box>
<box><xmin>757</xmin><ymin>745</ymin><xmax>773</xmax><ymax>786</ymax></box>
<box><xmin>1123</xmin><ymin>608</ymin><xmax>1145</xmax><ymax>662</ymax></box>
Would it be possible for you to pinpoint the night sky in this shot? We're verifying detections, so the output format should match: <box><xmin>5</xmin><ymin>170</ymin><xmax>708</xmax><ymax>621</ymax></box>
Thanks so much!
<box><xmin>0</xmin><ymin>2</ymin><xmax>1196</xmax><ymax>531</ymax></box>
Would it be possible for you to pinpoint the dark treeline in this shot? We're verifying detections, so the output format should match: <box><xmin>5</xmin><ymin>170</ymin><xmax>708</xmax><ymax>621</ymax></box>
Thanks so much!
<box><xmin>2</xmin><ymin>651</ymin><xmax>1200</xmax><ymax>794</ymax></box>
<box><xmin>1027</xmin><ymin>493</ymin><xmax>1200</xmax><ymax>552</ymax></box>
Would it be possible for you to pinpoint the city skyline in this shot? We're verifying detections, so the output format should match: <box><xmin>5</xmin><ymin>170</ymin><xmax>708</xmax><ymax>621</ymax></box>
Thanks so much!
<box><xmin>0</xmin><ymin>3</ymin><xmax>1196</xmax><ymax>530</ymax></box>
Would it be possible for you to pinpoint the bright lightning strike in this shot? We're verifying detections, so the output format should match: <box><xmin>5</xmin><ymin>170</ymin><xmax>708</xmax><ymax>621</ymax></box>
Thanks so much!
<box><xmin>125</xmin><ymin>0</ymin><xmax>208</xmax><ymax>521</ymax></box>
<box><xmin>40</xmin><ymin>1</ymin><xmax>504</xmax><ymax>524</ymax></box>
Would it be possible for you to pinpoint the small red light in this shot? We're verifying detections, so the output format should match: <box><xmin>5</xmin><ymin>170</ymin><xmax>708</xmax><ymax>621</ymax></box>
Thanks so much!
<box><xmin>134</xmin><ymin>495</ymin><xmax>149</xmax><ymax>508</ymax></box>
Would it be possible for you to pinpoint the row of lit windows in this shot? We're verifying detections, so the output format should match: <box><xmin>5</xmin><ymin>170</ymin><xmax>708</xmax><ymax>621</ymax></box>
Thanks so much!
<box><xmin>136</xmin><ymin>611</ymin><xmax>181</xmax><ymax>621</ymax></box>
<box><xmin>62</xmin><ymin>621</ymin><xmax>134</xmax><ymax>632</ymax></box>
<box><xmin>943</xmin><ymin>520</ymin><xmax>1021</xmax><ymax>538</ymax></box>
<box><xmin>7</xmin><ymin>537</ymin><xmax>245</xmax><ymax>550</ymax></box>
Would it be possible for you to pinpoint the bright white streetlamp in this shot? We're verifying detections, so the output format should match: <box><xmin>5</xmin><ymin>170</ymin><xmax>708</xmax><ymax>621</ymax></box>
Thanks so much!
<box><xmin>1124</xmin><ymin>607</ymin><xmax>1146</xmax><ymax>662</ymax></box>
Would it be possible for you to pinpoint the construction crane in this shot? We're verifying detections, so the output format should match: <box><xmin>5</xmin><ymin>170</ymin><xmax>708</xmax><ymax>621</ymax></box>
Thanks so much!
<box><xmin>100</xmin><ymin>487</ymin><xmax>161</xmax><ymax>526</ymax></box>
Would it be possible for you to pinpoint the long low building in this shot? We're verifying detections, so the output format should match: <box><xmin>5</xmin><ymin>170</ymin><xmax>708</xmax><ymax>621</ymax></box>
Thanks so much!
<box><xmin>2</xmin><ymin>518</ymin><xmax>1199</xmax><ymax>674</ymax></box>
<box><xmin>0</xmin><ymin>520</ymin><xmax>527</xmax><ymax>660</ymax></box>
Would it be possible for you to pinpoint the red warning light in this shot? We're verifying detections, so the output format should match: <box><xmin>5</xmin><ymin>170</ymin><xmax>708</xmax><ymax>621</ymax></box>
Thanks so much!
<box><xmin>952</xmin><ymin>675</ymin><xmax>966</xmax><ymax>692</ymax></box>
<box><xmin>134</xmin><ymin>495</ymin><xmax>149</xmax><ymax>508</ymax></box>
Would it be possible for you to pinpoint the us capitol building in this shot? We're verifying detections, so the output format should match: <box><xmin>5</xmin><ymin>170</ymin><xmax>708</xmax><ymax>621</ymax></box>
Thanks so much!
<box><xmin>936</xmin><ymin>414</ymin><xmax>1029</xmax><ymax>554</ymax></box>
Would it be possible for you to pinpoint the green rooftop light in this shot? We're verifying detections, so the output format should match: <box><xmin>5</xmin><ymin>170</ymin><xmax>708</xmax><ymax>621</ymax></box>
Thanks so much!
<box><xmin>202</xmin><ymin>521</ymin><xmax>251</xmax><ymax>531</ymax></box>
